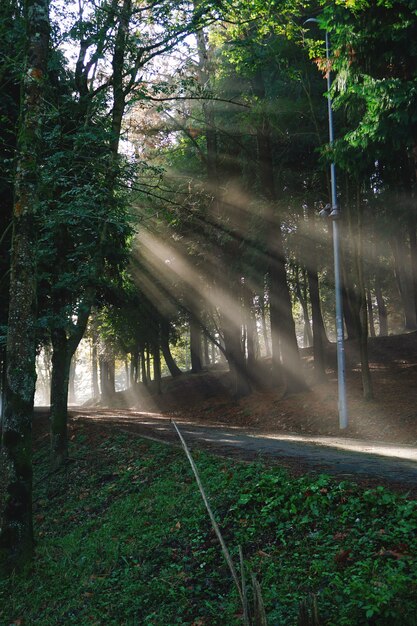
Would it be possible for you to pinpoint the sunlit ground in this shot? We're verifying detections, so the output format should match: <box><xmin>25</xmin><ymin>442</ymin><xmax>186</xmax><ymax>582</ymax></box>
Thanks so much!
<box><xmin>67</xmin><ymin>374</ymin><xmax>417</xmax><ymax>464</ymax></box>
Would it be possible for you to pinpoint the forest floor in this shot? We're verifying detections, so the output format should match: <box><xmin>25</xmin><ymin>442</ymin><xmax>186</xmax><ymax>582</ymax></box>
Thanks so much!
<box><xmin>105</xmin><ymin>331</ymin><xmax>417</xmax><ymax>447</ymax></box>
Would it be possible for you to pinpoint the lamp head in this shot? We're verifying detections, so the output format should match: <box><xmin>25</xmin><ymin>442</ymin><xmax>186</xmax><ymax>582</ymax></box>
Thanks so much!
<box><xmin>318</xmin><ymin>203</ymin><xmax>331</xmax><ymax>218</ymax></box>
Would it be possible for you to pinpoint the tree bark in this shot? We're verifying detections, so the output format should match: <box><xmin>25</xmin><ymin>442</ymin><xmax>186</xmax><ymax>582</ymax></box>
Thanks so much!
<box><xmin>307</xmin><ymin>266</ymin><xmax>327</xmax><ymax>382</ymax></box>
<box><xmin>304</xmin><ymin>212</ymin><xmax>328</xmax><ymax>381</ymax></box>
<box><xmin>260</xmin><ymin>282</ymin><xmax>271</xmax><ymax>357</ymax></box>
<box><xmin>356</xmin><ymin>224</ymin><xmax>373</xmax><ymax>400</ymax></box>
<box><xmin>222</xmin><ymin>314</ymin><xmax>251</xmax><ymax>398</ymax></box>
<box><xmin>392</xmin><ymin>234</ymin><xmax>416</xmax><ymax>330</ymax></box>
<box><xmin>190</xmin><ymin>317</ymin><xmax>203</xmax><ymax>373</ymax></box>
<box><xmin>49</xmin><ymin>300</ymin><xmax>91</xmax><ymax>467</ymax></box>
<box><xmin>130</xmin><ymin>348</ymin><xmax>139</xmax><ymax>385</ymax></box>
<box><xmin>100</xmin><ymin>355</ymin><xmax>115</xmax><ymax>403</ymax></box>
<box><xmin>408</xmin><ymin>213</ymin><xmax>417</xmax><ymax>325</ymax></box>
<box><xmin>141</xmin><ymin>349</ymin><xmax>148</xmax><ymax>386</ymax></box>
<box><xmin>366</xmin><ymin>285</ymin><xmax>376</xmax><ymax>338</ymax></box>
<box><xmin>203</xmin><ymin>332</ymin><xmax>210</xmax><ymax>367</ymax></box>
<box><xmin>0</xmin><ymin>348</ymin><xmax>6</xmax><ymax>429</ymax></box>
<box><xmin>294</xmin><ymin>265</ymin><xmax>313</xmax><ymax>348</ymax></box>
<box><xmin>68</xmin><ymin>356</ymin><xmax>76</xmax><ymax>404</ymax></box>
<box><xmin>244</xmin><ymin>284</ymin><xmax>258</xmax><ymax>372</ymax></box>
<box><xmin>160</xmin><ymin>317</ymin><xmax>182</xmax><ymax>377</ymax></box>
<box><xmin>375</xmin><ymin>279</ymin><xmax>388</xmax><ymax>336</ymax></box>
<box><xmin>50</xmin><ymin>328</ymin><xmax>71</xmax><ymax>469</ymax></box>
<box><xmin>153</xmin><ymin>341</ymin><xmax>161</xmax><ymax>395</ymax></box>
<box><xmin>146</xmin><ymin>346</ymin><xmax>151</xmax><ymax>382</ymax></box>
<box><xmin>0</xmin><ymin>0</ymin><xmax>50</xmax><ymax>576</ymax></box>
<box><xmin>91</xmin><ymin>334</ymin><xmax>99</xmax><ymax>399</ymax></box>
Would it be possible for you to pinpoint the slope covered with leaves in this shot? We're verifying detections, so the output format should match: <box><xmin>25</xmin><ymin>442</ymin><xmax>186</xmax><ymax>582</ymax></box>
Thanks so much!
<box><xmin>109</xmin><ymin>332</ymin><xmax>417</xmax><ymax>446</ymax></box>
<box><xmin>1</xmin><ymin>419</ymin><xmax>416</xmax><ymax>625</ymax></box>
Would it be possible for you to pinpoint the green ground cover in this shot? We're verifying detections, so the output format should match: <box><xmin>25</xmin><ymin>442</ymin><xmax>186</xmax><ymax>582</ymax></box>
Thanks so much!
<box><xmin>1</xmin><ymin>425</ymin><xmax>417</xmax><ymax>625</ymax></box>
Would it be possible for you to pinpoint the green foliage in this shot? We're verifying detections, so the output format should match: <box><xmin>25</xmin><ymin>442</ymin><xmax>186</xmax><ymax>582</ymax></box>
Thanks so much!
<box><xmin>0</xmin><ymin>0</ymin><xmax>24</xmax><ymax>328</ymax></box>
<box><xmin>1</xmin><ymin>429</ymin><xmax>416</xmax><ymax>625</ymax></box>
<box><xmin>314</xmin><ymin>0</ymin><xmax>417</xmax><ymax>155</ymax></box>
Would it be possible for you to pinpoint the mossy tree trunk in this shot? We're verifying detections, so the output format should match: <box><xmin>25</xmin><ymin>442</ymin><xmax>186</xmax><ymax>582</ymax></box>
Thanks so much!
<box><xmin>0</xmin><ymin>0</ymin><xmax>50</xmax><ymax>576</ymax></box>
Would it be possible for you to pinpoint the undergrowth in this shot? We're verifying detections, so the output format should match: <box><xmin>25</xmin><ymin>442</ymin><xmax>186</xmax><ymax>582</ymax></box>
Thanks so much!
<box><xmin>1</xmin><ymin>423</ymin><xmax>417</xmax><ymax>625</ymax></box>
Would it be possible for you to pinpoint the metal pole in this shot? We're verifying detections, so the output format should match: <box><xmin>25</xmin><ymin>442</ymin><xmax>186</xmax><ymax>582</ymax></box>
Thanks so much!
<box><xmin>306</xmin><ymin>20</ymin><xmax>348</xmax><ymax>428</ymax></box>
<box><xmin>325</xmin><ymin>31</ymin><xmax>348</xmax><ymax>429</ymax></box>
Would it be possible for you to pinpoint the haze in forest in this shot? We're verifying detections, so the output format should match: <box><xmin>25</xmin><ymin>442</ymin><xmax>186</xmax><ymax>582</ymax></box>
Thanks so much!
<box><xmin>2</xmin><ymin>0</ymin><xmax>417</xmax><ymax>581</ymax></box>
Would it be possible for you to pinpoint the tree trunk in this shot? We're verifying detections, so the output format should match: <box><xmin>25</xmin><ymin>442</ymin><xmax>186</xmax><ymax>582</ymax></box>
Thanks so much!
<box><xmin>0</xmin><ymin>348</ymin><xmax>6</xmax><ymax>429</ymax></box>
<box><xmin>68</xmin><ymin>355</ymin><xmax>76</xmax><ymax>404</ymax></box>
<box><xmin>392</xmin><ymin>234</ymin><xmax>416</xmax><ymax>329</ymax></box>
<box><xmin>160</xmin><ymin>317</ymin><xmax>182</xmax><ymax>377</ymax></box>
<box><xmin>410</xmin><ymin>143</ymin><xmax>417</xmax><ymax>322</ymax></box>
<box><xmin>260</xmin><ymin>282</ymin><xmax>271</xmax><ymax>357</ymax></box>
<box><xmin>0</xmin><ymin>0</ymin><xmax>49</xmax><ymax>576</ymax></box>
<box><xmin>110</xmin><ymin>0</ymin><xmax>131</xmax><ymax>157</ymax></box>
<box><xmin>50</xmin><ymin>299</ymin><xmax>92</xmax><ymax>467</ymax></box>
<box><xmin>408</xmin><ymin>214</ymin><xmax>417</xmax><ymax>326</ymax></box>
<box><xmin>253</xmin><ymin>69</ymin><xmax>307</xmax><ymax>395</ymax></box>
<box><xmin>141</xmin><ymin>349</ymin><xmax>148</xmax><ymax>386</ymax></box>
<box><xmin>124</xmin><ymin>359</ymin><xmax>129</xmax><ymax>389</ymax></box>
<box><xmin>341</xmin><ymin>282</ymin><xmax>359</xmax><ymax>340</ymax></box>
<box><xmin>244</xmin><ymin>283</ymin><xmax>257</xmax><ymax>372</ymax></box>
<box><xmin>100</xmin><ymin>355</ymin><xmax>115</xmax><ymax>402</ymax></box>
<box><xmin>109</xmin><ymin>358</ymin><xmax>115</xmax><ymax>393</ymax></box>
<box><xmin>91</xmin><ymin>335</ymin><xmax>99</xmax><ymax>399</ymax></box>
<box><xmin>195</xmin><ymin>27</ymin><xmax>251</xmax><ymax>397</ymax></box>
<box><xmin>366</xmin><ymin>285</ymin><xmax>376</xmax><ymax>338</ymax></box>
<box><xmin>146</xmin><ymin>346</ymin><xmax>151</xmax><ymax>382</ymax></box>
<box><xmin>130</xmin><ymin>348</ymin><xmax>139</xmax><ymax>385</ymax></box>
<box><xmin>203</xmin><ymin>332</ymin><xmax>210</xmax><ymax>367</ymax></box>
<box><xmin>375</xmin><ymin>279</ymin><xmax>388</xmax><ymax>336</ymax></box>
<box><xmin>301</xmin><ymin>207</ymin><xmax>328</xmax><ymax>381</ymax></box>
<box><xmin>153</xmin><ymin>341</ymin><xmax>161</xmax><ymax>395</ymax></box>
<box><xmin>356</xmin><ymin>226</ymin><xmax>373</xmax><ymax>401</ymax></box>
<box><xmin>223</xmin><ymin>316</ymin><xmax>251</xmax><ymax>398</ymax></box>
<box><xmin>50</xmin><ymin>328</ymin><xmax>71</xmax><ymax>469</ymax></box>
<box><xmin>210</xmin><ymin>340</ymin><xmax>216</xmax><ymax>365</ymax></box>
<box><xmin>190</xmin><ymin>317</ymin><xmax>203</xmax><ymax>373</ymax></box>
<box><xmin>307</xmin><ymin>267</ymin><xmax>327</xmax><ymax>382</ymax></box>
<box><xmin>294</xmin><ymin>265</ymin><xmax>313</xmax><ymax>348</ymax></box>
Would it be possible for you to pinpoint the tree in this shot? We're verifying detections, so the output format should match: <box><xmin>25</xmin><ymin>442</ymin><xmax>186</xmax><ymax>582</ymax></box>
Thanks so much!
<box><xmin>0</xmin><ymin>0</ymin><xmax>50</xmax><ymax>575</ymax></box>
<box><xmin>312</xmin><ymin>0</ymin><xmax>417</xmax><ymax>329</ymax></box>
<box><xmin>0</xmin><ymin>0</ymin><xmax>23</xmax><ymax>419</ymax></box>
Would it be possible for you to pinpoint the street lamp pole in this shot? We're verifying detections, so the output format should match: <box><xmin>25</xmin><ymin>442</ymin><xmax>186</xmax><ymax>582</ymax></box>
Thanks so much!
<box><xmin>305</xmin><ymin>19</ymin><xmax>348</xmax><ymax>429</ymax></box>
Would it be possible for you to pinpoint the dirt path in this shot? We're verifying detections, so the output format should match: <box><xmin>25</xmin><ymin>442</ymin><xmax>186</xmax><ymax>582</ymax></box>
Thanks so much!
<box><xmin>70</xmin><ymin>407</ymin><xmax>417</xmax><ymax>497</ymax></box>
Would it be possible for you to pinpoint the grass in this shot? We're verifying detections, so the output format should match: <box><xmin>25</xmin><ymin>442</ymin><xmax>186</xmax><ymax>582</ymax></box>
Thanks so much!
<box><xmin>1</xmin><ymin>423</ymin><xmax>417</xmax><ymax>625</ymax></box>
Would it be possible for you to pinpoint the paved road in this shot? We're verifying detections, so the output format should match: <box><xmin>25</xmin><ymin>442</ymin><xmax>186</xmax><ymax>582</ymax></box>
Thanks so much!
<box><xmin>72</xmin><ymin>408</ymin><xmax>417</xmax><ymax>494</ymax></box>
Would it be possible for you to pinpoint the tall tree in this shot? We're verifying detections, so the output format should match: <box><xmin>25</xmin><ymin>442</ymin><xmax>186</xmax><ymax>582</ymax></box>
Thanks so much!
<box><xmin>0</xmin><ymin>0</ymin><xmax>23</xmax><ymax>418</ymax></box>
<box><xmin>0</xmin><ymin>0</ymin><xmax>50</xmax><ymax>575</ymax></box>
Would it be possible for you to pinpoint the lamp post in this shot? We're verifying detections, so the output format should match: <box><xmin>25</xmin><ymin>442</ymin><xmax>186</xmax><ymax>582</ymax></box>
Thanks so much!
<box><xmin>305</xmin><ymin>18</ymin><xmax>348</xmax><ymax>429</ymax></box>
